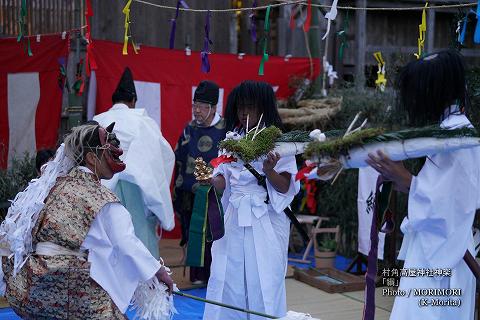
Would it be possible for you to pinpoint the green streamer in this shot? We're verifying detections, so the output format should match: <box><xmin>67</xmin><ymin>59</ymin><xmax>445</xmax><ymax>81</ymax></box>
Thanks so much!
<box><xmin>17</xmin><ymin>0</ymin><xmax>32</xmax><ymax>56</ymax></box>
<box><xmin>258</xmin><ymin>5</ymin><xmax>271</xmax><ymax>76</ymax></box>
<box><xmin>337</xmin><ymin>11</ymin><xmax>350</xmax><ymax>61</ymax></box>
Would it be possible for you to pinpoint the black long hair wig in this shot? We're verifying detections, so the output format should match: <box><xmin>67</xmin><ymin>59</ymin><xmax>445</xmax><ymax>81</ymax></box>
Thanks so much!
<box><xmin>224</xmin><ymin>80</ymin><xmax>284</xmax><ymax>131</ymax></box>
<box><xmin>397</xmin><ymin>49</ymin><xmax>469</xmax><ymax>126</ymax></box>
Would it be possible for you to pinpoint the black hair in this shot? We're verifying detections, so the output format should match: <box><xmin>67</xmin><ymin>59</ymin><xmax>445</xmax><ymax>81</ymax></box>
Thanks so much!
<box><xmin>112</xmin><ymin>91</ymin><xmax>136</xmax><ymax>104</ymax></box>
<box><xmin>224</xmin><ymin>80</ymin><xmax>284</xmax><ymax>131</ymax></box>
<box><xmin>35</xmin><ymin>149</ymin><xmax>55</xmax><ymax>172</ymax></box>
<box><xmin>397</xmin><ymin>49</ymin><xmax>469</xmax><ymax>126</ymax></box>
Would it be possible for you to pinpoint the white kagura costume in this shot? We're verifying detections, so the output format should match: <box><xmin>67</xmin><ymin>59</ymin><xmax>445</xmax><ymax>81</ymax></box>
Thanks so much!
<box><xmin>204</xmin><ymin>155</ymin><xmax>300</xmax><ymax>320</ymax></box>
<box><xmin>390</xmin><ymin>113</ymin><xmax>480</xmax><ymax>320</ymax></box>
<box><xmin>94</xmin><ymin>103</ymin><xmax>175</xmax><ymax>258</ymax></box>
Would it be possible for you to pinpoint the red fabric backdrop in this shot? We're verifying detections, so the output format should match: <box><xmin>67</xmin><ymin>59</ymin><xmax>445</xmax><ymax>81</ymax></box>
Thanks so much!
<box><xmin>91</xmin><ymin>39</ymin><xmax>320</xmax><ymax>147</ymax></box>
<box><xmin>0</xmin><ymin>35</ymin><xmax>69</xmax><ymax>168</ymax></box>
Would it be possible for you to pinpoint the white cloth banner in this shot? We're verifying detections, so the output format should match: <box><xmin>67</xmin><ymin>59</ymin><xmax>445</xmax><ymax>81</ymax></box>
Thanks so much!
<box><xmin>7</xmin><ymin>73</ymin><xmax>40</xmax><ymax>164</ymax></box>
<box><xmin>357</xmin><ymin>167</ymin><xmax>385</xmax><ymax>259</ymax></box>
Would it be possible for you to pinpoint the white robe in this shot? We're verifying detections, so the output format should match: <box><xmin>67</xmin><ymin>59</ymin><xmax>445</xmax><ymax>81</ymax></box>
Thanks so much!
<box><xmin>93</xmin><ymin>103</ymin><xmax>175</xmax><ymax>231</ymax></box>
<box><xmin>390</xmin><ymin>114</ymin><xmax>480</xmax><ymax>320</ymax></box>
<box><xmin>204</xmin><ymin>156</ymin><xmax>300</xmax><ymax>320</ymax></box>
<box><xmin>79</xmin><ymin>166</ymin><xmax>161</xmax><ymax>313</ymax></box>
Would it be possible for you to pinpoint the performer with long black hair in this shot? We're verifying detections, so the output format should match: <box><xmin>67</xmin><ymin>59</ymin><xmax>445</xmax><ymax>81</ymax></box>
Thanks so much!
<box><xmin>367</xmin><ymin>50</ymin><xmax>479</xmax><ymax>320</ymax></box>
<box><xmin>204</xmin><ymin>81</ymin><xmax>300</xmax><ymax>320</ymax></box>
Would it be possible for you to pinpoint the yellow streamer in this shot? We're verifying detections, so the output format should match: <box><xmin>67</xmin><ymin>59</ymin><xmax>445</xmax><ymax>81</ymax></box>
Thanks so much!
<box><xmin>373</xmin><ymin>51</ymin><xmax>386</xmax><ymax>92</ymax></box>
<box><xmin>414</xmin><ymin>2</ymin><xmax>428</xmax><ymax>59</ymax></box>
<box><xmin>122</xmin><ymin>0</ymin><xmax>138</xmax><ymax>55</ymax></box>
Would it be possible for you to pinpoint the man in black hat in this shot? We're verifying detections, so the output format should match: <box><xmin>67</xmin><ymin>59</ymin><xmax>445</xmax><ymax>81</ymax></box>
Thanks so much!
<box><xmin>111</xmin><ymin>67</ymin><xmax>137</xmax><ymax>108</ymax></box>
<box><xmin>94</xmin><ymin>67</ymin><xmax>176</xmax><ymax>260</ymax></box>
<box><xmin>173</xmin><ymin>80</ymin><xmax>226</xmax><ymax>285</ymax></box>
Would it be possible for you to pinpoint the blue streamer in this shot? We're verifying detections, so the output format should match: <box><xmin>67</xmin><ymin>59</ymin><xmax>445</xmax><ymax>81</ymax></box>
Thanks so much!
<box><xmin>459</xmin><ymin>15</ymin><xmax>468</xmax><ymax>45</ymax></box>
<box><xmin>474</xmin><ymin>1</ymin><xmax>480</xmax><ymax>44</ymax></box>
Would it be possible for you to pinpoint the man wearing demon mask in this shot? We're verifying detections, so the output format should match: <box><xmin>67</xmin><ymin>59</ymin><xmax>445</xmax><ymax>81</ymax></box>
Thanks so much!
<box><xmin>94</xmin><ymin>67</ymin><xmax>175</xmax><ymax>259</ymax></box>
<box><xmin>1</xmin><ymin>124</ymin><xmax>174</xmax><ymax>319</ymax></box>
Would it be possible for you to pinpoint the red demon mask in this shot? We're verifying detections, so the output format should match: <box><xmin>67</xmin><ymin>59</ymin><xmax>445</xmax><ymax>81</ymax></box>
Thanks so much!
<box><xmin>98</xmin><ymin>122</ymin><xmax>126</xmax><ymax>173</ymax></box>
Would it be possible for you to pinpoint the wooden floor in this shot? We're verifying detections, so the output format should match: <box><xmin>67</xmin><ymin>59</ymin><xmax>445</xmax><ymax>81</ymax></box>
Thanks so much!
<box><xmin>287</xmin><ymin>279</ymin><xmax>393</xmax><ymax>320</ymax></box>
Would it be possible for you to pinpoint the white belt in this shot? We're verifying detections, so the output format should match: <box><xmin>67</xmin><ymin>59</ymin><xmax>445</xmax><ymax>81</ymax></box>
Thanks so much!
<box><xmin>0</xmin><ymin>242</ymin><xmax>87</xmax><ymax>260</ymax></box>
<box><xmin>35</xmin><ymin>242</ymin><xmax>87</xmax><ymax>259</ymax></box>
<box><xmin>230</xmin><ymin>186</ymin><xmax>268</xmax><ymax>227</ymax></box>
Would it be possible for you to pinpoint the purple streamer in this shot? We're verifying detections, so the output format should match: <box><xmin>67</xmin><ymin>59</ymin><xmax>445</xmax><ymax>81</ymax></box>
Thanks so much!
<box><xmin>249</xmin><ymin>0</ymin><xmax>257</xmax><ymax>42</ymax></box>
<box><xmin>169</xmin><ymin>0</ymin><xmax>188</xmax><ymax>49</ymax></box>
<box><xmin>363</xmin><ymin>176</ymin><xmax>383</xmax><ymax>320</ymax></box>
<box><xmin>207</xmin><ymin>188</ymin><xmax>224</xmax><ymax>241</ymax></box>
<box><xmin>201</xmin><ymin>10</ymin><xmax>212</xmax><ymax>73</ymax></box>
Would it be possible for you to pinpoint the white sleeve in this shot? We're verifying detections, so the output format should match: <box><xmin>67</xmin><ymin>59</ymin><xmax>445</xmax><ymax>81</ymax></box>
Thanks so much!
<box><xmin>405</xmin><ymin>149</ymin><xmax>479</xmax><ymax>268</ymax></box>
<box><xmin>82</xmin><ymin>202</ymin><xmax>161</xmax><ymax>313</ymax></box>
<box><xmin>265</xmin><ymin>155</ymin><xmax>300</xmax><ymax>213</ymax></box>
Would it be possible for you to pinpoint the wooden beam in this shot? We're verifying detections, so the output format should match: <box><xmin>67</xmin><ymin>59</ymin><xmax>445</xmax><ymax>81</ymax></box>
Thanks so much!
<box><xmin>355</xmin><ymin>0</ymin><xmax>367</xmax><ymax>89</ymax></box>
<box><xmin>426</xmin><ymin>7</ymin><xmax>435</xmax><ymax>54</ymax></box>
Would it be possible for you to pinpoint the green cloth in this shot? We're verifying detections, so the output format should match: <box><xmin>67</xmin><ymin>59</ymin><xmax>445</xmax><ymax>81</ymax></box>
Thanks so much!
<box><xmin>115</xmin><ymin>180</ymin><xmax>160</xmax><ymax>259</ymax></box>
<box><xmin>186</xmin><ymin>185</ymin><xmax>224</xmax><ymax>267</ymax></box>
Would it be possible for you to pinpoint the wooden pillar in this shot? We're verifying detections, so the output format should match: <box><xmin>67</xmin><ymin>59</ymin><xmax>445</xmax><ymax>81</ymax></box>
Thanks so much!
<box><xmin>426</xmin><ymin>8</ymin><xmax>435</xmax><ymax>54</ymax></box>
<box><xmin>229</xmin><ymin>12</ymin><xmax>238</xmax><ymax>54</ymax></box>
<box><xmin>355</xmin><ymin>0</ymin><xmax>366</xmax><ymax>90</ymax></box>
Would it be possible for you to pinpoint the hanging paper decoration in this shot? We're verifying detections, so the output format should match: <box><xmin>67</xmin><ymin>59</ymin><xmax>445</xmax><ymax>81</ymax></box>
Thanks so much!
<box><xmin>72</xmin><ymin>59</ymin><xmax>85</xmax><ymax>96</ymax></box>
<box><xmin>169</xmin><ymin>1</ymin><xmax>189</xmax><ymax>49</ymax></box>
<box><xmin>258</xmin><ymin>5</ymin><xmax>271</xmax><ymax>76</ymax></box>
<box><xmin>323</xmin><ymin>60</ymin><xmax>338</xmax><ymax>86</ymax></box>
<box><xmin>414</xmin><ymin>2</ymin><xmax>428</xmax><ymax>59</ymax></box>
<box><xmin>289</xmin><ymin>4</ymin><xmax>306</xmax><ymax>30</ymax></box>
<box><xmin>84</xmin><ymin>0</ymin><xmax>97</xmax><ymax>76</ymax></box>
<box><xmin>17</xmin><ymin>0</ymin><xmax>32</xmax><ymax>56</ymax></box>
<box><xmin>303</xmin><ymin>0</ymin><xmax>312</xmax><ymax>32</ymax></box>
<box><xmin>249</xmin><ymin>0</ymin><xmax>257</xmax><ymax>42</ymax></box>
<box><xmin>458</xmin><ymin>13</ymin><xmax>468</xmax><ymax>45</ymax></box>
<box><xmin>474</xmin><ymin>1</ymin><xmax>480</xmax><ymax>44</ymax></box>
<box><xmin>322</xmin><ymin>0</ymin><xmax>339</xmax><ymax>40</ymax></box>
<box><xmin>373</xmin><ymin>52</ymin><xmax>387</xmax><ymax>92</ymax></box>
<box><xmin>201</xmin><ymin>10</ymin><xmax>212</xmax><ymax>73</ymax></box>
<box><xmin>337</xmin><ymin>11</ymin><xmax>350</xmax><ymax>61</ymax></box>
<box><xmin>57</xmin><ymin>57</ymin><xmax>69</xmax><ymax>92</ymax></box>
<box><xmin>122</xmin><ymin>0</ymin><xmax>138</xmax><ymax>55</ymax></box>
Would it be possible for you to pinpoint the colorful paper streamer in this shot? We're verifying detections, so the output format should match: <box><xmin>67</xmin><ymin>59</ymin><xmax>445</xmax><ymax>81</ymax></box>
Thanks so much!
<box><xmin>201</xmin><ymin>10</ymin><xmax>212</xmax><ymax>73</ymax></box>
<box><xmin>414</xmin><ymin>2</ymin><xmax>428</xmax><ymax>59</ymax></box>
<box><xmin>323</xmin><ymin>0</ymin><xmax>339</xmax><ymax>40</ymax></box>
<box><xmin>338</xmin><ymin>11</ymin><xmax>350</xmax><ymax>61</ymax></box>
<box><xmin>474</xmin><ymin>1</ymin><xmax>480</xmax><ymax>44</ymax></box>
<box><xmin>373</xmin><ymin>51</ymin><xmax>387</xmax><ymax>92</ymax></box>
<box><xmin>258</xmin><ymin>5</ymin><xmax>271</xmax><ymax>76</ymax></box>
<box><xmin>85</xmin><ymin>0</ymin><xmax>97</xmax><ymax>76</ymax></box>
<box><xmin>169</xmin><ymin>1</ymin><xmax>189</xmax><ymax>49</ymax></box>
<box><xmin>303</xmin><ymin>0</ymin><xmax>312</xmax><ymax>32</ymax></box>
<box><xmin>122</xmin><ymin>0</ymin><xmax>138</xmax><ymax>55</ymax></box>
<box><xmin>17</xmin><ymin>0</ymin><xmax>32</xmax><ymax>56</ymax></box>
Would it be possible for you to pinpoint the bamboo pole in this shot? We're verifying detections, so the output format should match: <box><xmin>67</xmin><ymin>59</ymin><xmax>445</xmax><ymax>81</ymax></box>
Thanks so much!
<box><xmin>173</xmin><ymin>290</ymin><xmax>278</xmax><ymax>319</ymax></box>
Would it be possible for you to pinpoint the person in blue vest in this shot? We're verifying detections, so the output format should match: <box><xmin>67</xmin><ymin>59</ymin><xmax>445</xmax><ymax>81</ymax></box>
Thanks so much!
<box><xmin>173</xmin><ymin>80</ymin><xmax>226</xmax><ymax>285</ymax></box>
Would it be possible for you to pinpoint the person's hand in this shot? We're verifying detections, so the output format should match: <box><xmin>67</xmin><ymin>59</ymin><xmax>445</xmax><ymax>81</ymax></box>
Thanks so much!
<box><xmin>263</xmin><ymin>152</ymin><xmax>281</xmax><ymax>173</ymax></box>
<box><xmin>199</xmin><ymin>177</ymin><xmax>212</xmax><ymax>185</ymax></box>
<box><xmin>365</xmin><ymin>150</ymin><xmax>413</xmax><ymax>193</ymax></box>
<box><xmin>156</xmin><ymin>266</ymin><xmax>174</xmax><ymax>294</ymax></box>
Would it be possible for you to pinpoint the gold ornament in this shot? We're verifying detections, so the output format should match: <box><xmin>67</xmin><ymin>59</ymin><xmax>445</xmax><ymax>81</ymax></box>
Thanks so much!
<box><xmin>194</xmin><ymin>157</ymin><xmax>213</xmax><ymax>181</ymax></box>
